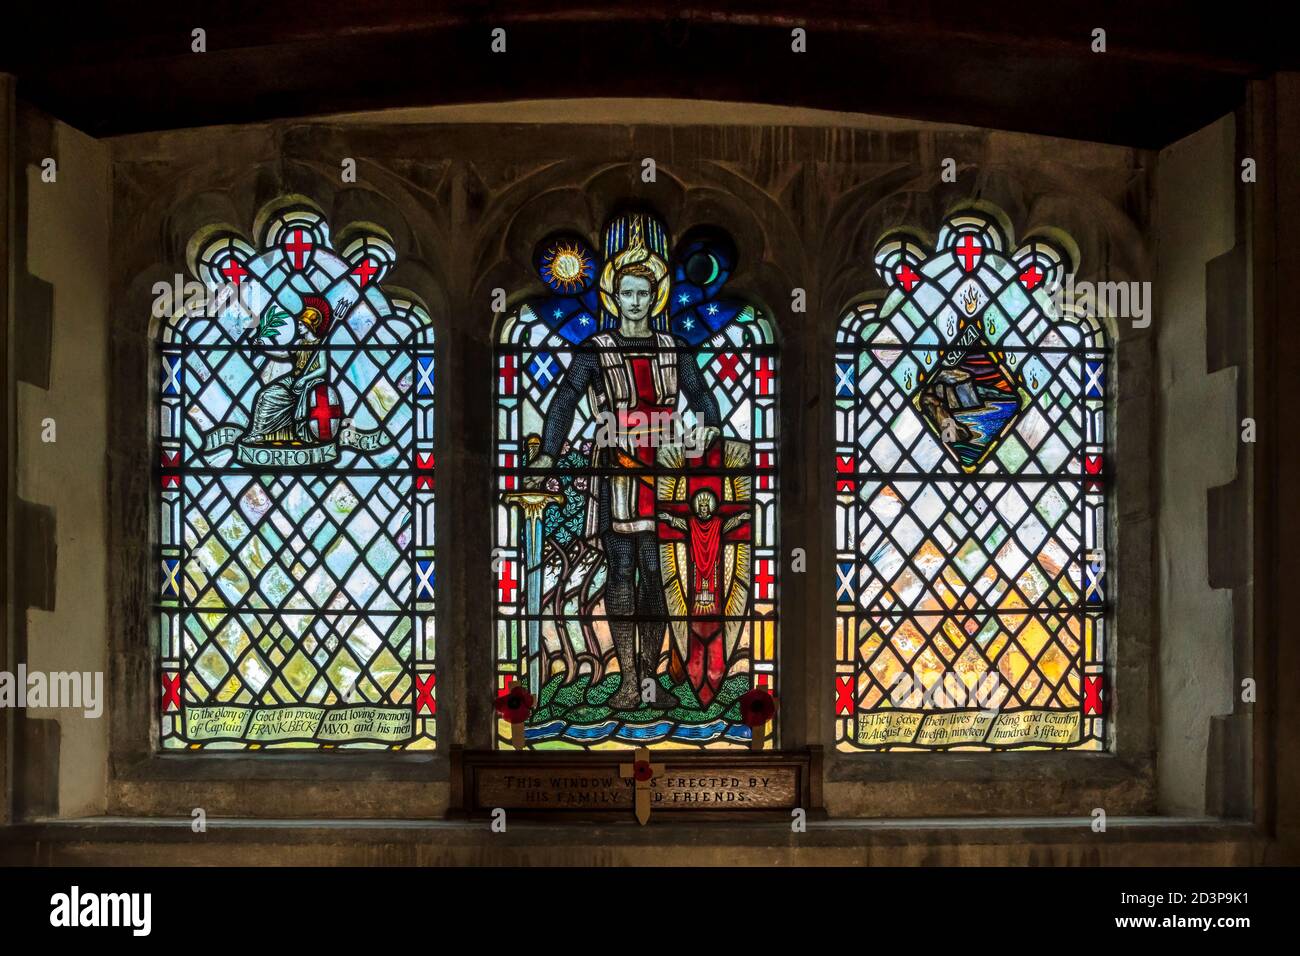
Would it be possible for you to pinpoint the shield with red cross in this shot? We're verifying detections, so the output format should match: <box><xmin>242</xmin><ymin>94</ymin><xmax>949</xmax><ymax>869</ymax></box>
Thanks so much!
<box><xmin>281</xmin><ymin>227</ymin><xmax>315</xmax><ymax>272</ymax></box>
<box><xmin>305</xmin><ymin>383</ymin><xmax>344</xmax><ymax>442</ymax></box>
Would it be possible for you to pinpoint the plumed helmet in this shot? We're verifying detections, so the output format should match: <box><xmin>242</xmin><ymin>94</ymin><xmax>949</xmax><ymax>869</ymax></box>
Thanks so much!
<box><xmin>299</xmin><ymin>295</ymin><xmax>333</xmax><ymax>337</ymax></box>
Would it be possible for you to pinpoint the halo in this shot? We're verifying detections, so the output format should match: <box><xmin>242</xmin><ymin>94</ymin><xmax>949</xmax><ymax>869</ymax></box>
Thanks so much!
<box><xmin>598</xmin><ymin>213</ymin><xmax>672</xmax><ymax>325</ymax></box>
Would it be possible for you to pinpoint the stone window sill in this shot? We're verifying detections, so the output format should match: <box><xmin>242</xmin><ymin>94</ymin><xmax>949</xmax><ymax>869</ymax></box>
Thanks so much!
<box><xmin>0</xmin><ymin>817</ymin><xmax>1262</xmax><ymax>866</ymax></box>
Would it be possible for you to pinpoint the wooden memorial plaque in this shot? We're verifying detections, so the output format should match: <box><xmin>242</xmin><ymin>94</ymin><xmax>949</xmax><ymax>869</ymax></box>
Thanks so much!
<box><xmin>449</xmin><ymin>747</ymin><xmax>822</xmax><ymax>821</ymax></box>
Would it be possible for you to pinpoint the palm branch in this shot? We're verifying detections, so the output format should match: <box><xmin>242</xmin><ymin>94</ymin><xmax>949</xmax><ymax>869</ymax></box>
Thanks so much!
<box><xmin>255</xmin><ymin>306</ymin><xmax>291</xmax><ymax>341</ymax></box>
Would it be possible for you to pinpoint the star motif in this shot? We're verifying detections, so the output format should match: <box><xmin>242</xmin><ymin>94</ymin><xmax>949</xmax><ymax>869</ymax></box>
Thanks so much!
<box><xmin>578</xmin><ymin>316</ymin><xmax>590</xmax><ymax>326</ymax></box>
<box><xmin>706</xmin><ymin>303</ymin><xmax>719</xmax><ymax>316</ymax></box>
<box><xmin>553</xmin><ymin>308</ymin><xmax>563</xmax><ymax>319</ymax></box>
<box><xmin>682</xmin><ymin>317</ymin><xmax>695</xmax><ymax>330</ymax></box>
<box><xmin>678</xmin><ymin>293</ymin><xmax>691</xmax><ymax>305</ymax></box>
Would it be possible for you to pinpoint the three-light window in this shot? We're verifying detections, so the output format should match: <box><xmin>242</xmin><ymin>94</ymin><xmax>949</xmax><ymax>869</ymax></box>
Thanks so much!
<box><xmin>153</xmin><ymin>199</ymin><xmax>1107</xmax><ymax>754</ymax></box>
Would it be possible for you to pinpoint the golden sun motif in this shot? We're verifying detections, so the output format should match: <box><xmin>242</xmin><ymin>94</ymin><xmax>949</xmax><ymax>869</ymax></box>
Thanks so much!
<box><xmin>542</xmin><ymin>240</ymin><xmax>593</xmax><ymax>293</ymax></box>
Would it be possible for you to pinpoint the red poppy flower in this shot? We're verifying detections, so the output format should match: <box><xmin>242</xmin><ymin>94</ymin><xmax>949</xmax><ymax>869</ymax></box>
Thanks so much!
<box><xmin>633</xmin><ymin>759</ymin><xmax>654</xmax><ymax>782</ymax></box>
<box><xmin>494</xmin><ymin>687</ymin><xmax>534</xmax><ymax>724</ymax></box>
<box><xmin>739</xmin><ymin>688</ymin><xmax>777</xmax><ymax>727</ymax></box>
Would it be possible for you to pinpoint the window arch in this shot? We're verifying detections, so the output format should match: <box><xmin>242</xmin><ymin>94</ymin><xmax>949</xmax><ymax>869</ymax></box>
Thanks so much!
<box><xmin>834</xmin><ymin>205</ymin><xmax>1108</xmax><ymax>751</ymax></box>
<box><xmin>493</xmin><ymin>212</ymin><xmax>778</xmax><ymax>749</ymax></box>
<box><xmin>156</xmin><ymin>197</ymin><xmax>436</xmax><ymax>750</ymax></box>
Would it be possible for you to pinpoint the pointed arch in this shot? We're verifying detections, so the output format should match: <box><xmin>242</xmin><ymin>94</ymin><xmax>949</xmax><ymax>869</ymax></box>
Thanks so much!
<box><xmin>491</xmin><ymin>212</ymin><xmax>780</xmax><ymax>749</ymax></box>
<box><xmin>155</xmin><ymin>198</ymin><xmax>437</xmax><ymax>750</ymax></box>
<box><xmin>834</xmin><ymin>204</ymin><xmax>1109</xmax><ymax>751</ymax></box>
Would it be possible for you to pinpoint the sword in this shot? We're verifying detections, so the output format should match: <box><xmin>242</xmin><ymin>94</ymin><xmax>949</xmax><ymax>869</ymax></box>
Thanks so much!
<box><xmin>502</xmin><ymin>457</ymin><xmax>564</xmax><ymax>697</ymax></box>
<box><xmin>610</xmin><ymin>448</ymin><xmax>656</xmax><ymax>487</ymax></box>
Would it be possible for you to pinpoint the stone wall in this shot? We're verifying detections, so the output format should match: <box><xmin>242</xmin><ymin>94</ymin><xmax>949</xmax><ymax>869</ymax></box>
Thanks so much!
<box><xmin>9</xmin><ymin>105</ymin><xmax>110</xmax><ymax>818</ymax></box>
<box><xmin>5</xmin><ymin>98</ymin><xmax>1257</xmax><ymax>836</ymax></box>
<box><xmin>1154</xmin><ymin>114</ymin><xmax>1253</xmax><ymax>817</ymax></box>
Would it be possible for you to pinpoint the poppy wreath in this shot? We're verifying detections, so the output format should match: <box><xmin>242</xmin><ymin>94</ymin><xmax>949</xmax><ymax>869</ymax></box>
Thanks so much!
<box><xmin>495</xmin><ymin>686</ymin><xmax>534</xmax><ymax>724</ymax></box>
<box><xmin>739</xmin><ymin>687</ymin><xmax>777</xmax><ymax>727</ymax></box>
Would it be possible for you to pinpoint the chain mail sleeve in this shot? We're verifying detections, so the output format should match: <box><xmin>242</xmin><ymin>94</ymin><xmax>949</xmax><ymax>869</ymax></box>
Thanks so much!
<box><xmin>677</xmin><ymin>342</ymin><xmax>722</xmax><ymax>427</ymax></box>
<box><xmin>540</xmin><ymin>349</ymin><xmax>599</xmax><ymax>459</ymax></box>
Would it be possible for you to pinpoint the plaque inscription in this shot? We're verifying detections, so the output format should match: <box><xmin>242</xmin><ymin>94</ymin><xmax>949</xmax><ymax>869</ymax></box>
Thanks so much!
<box><xmin>479</xmin><ymin>767</ymin><xmax>798</xmax><ymax>809</ymax></box>
<box><xmin>451</xmin><ymin>749</ymin><xmax>820</xmax><ymax>819</ymax></box>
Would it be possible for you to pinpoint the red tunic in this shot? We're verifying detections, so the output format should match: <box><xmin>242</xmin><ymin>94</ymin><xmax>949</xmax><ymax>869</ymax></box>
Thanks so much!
<box><xmin>613</xmin><ymin>355</ymin><xmax>674</xmax><ymax>526</ymax></box>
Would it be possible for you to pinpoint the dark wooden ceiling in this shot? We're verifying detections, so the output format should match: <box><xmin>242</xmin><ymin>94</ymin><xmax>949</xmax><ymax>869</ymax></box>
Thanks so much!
<box><xmin>0</xmin><ymin>2</ymin><xmax>1286</xmax><ymax>146</ymax></box>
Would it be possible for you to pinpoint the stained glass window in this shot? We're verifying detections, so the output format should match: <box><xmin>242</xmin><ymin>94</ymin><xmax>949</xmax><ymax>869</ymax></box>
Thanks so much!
<box><xmin>494</xmin><ymin>212</ymin><xmax>778</xmax><ymax>749</ymax></box>
<box><xmin>157</xmin><ymin>199</ymin><xmax>436</xmax><ymax>749</ymax></box>
<box><xmin>834</xmin><ymin>206</ymin><xmax>1107</xmax><ymax>751</ymax></box>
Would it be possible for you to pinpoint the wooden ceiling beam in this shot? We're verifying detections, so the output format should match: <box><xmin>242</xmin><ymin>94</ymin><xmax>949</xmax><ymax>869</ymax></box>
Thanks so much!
<box><xmin>0</xmin><ymin>3</ymin><xmax>1270</xmax><ymax>146</ymax></box>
